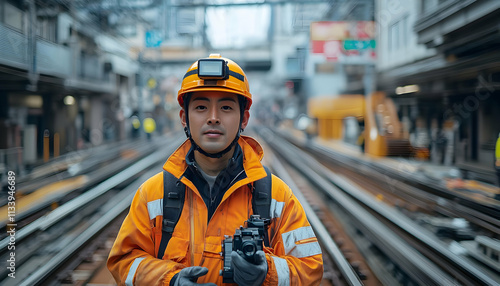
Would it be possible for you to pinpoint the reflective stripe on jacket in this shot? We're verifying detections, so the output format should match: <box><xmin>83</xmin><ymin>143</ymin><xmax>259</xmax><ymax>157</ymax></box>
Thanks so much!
<box><xmin>107</xmin><ymin>135</ymin><xmax>323</xmax><ymax>285</ymax></box>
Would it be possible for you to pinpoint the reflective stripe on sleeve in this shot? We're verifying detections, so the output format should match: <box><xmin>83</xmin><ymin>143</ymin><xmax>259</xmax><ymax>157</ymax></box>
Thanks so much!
<box><xmin>270</xmin><ymin>199</ymin><xmax>285</xmax><ymax>219</ymax></box>
<box><xmin>282</xmin><ymin>226</ymin><xmax>322</xmax><ymax>258</ymax></box>
<box><xmin>272</xmin><ymin>256</ymin><xmax>290</xmax><ymax>286</ymax></box>
<box><xmin>125</xmin><ymin>257</ymin><xmax>145</xmax><ymax>286</ymax></box>
<box><xmin>147</xmin><ymin>198</ymin><xmax>163</xmax><ymax>220</ymax></box>
<box><xmin>288</xmin><ymin>241</ymin><xmax>322</xmax><ymax>258</ymax></box>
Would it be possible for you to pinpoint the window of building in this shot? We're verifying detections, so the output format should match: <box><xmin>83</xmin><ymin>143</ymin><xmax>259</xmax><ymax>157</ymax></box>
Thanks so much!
<box><xmin>0</xmin><ymin>1</ymin><xmax>3</xmax><ymax>23</ymax></box>
<box><xmin>479</xmin><ymin>244</ymin><xmax>486</xmax><ymax>255</ymax></box>
<box><xmin>389</xmin><ymin>21</ymin><xmax>400</xmax><ymax>51</ymax></box>
<box><xmin>389</xmin><ymin>23</ymin><xmax>393</xmax><ymax>51</ymax></box>
<box><xmin>287</xmin><ymin>57</ymin><xmax>301</xmax><ymax>75</ymax></box>
<box><xmin>37</xmin><ymin>17</ymin><xmax>56</xmax><ymax>42</ymax></box>
<box><xmin>315</xmin><ymin>62</ymin><xmax>335</xmax><ymax>74</ymax></box>
<box><xmin>388</xmin><ymin>15</ymin><xmax>410</xmax><ymax>52</ymax></box>
<box><xmin>4</xmin><ymin>2</ymin><xmax>23</xmax><ymax>31</ymax></box>
<box><xmin>401</xmin><ymin>16</ymin><xmax>409</xmax><ymax>49</ymax></box>
<box><xmin>491</xmin><ymin>250</ymin><xmax>498</xmax><ymax>262</ymax></box>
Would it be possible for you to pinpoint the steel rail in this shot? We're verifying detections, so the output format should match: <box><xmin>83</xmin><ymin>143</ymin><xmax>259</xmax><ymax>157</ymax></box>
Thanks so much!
<box><xmin>268</xmin><ymin>151</ymin><xmax>363</xmax><ymax>286</ymax></box>
<box><xmin>279</xmin><ymin>128</ymin><xmax>500</xmax><ymax>235</ymax></box>
<box><xmin>0</xmin><ymin>137</ymin><xmax>185</xmax><ymax>283</ymax></box>
<box><xmin>13</xmin><ymin>138</ymin><xmax>146</xmax><ymax>191</ymax></box>
<box><xmin>258</xmin><ymin>127</ymin><xmax>463</xmax><ymax>285</ymax></box>
<box><xmin>0</xmin><ymin>138</ymin><xmax>165</xmax><ymax>229</ymax></box>
<box><xmin>18</xmin><ymin>167</ymin><xmax>161</xmax><ymax>286</ymax></box>
<box><xmin>265</xmin><ymin>127</ymin><xmax>499</xmax><ymax>285</ymax></box>
<box><xmin>0</xmin><ymin>135</ymin><xmax>184</xmax><ymax>252</ymax></box>
<box><xmin>8</xmin><ymin>136</ymin><xmax>183</xmax><ymax>285</ymax></box>
<box><xmin>279</xmin><ymin>129</ymin><xmax>500</xmax><ymax>219</ymax></box>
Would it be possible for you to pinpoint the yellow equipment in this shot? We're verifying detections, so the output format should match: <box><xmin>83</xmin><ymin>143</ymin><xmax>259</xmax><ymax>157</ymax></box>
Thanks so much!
<box><xmin>309</xmin><ymin>92</ymin><xmax>413</xmax><ymax>157</ymax></box>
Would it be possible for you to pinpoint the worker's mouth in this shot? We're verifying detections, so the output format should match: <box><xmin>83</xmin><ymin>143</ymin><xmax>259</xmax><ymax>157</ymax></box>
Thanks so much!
<box><xmin>204</xmin><ymin>129</ymin><xmax>223</xmax><ymax>138</ymax></box>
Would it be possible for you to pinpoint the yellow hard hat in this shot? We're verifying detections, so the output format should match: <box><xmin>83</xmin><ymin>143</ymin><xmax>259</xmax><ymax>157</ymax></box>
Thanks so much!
<box><xmin>131</xmin><ymin>116</ymin><xmax>141</xmax><ymax>129</ymax></box>
<box><xmin>177</xmin><ymin>54</ymin><xmax>252</xmax><ymax>110</ymax></box>
<box><xmin>143</xmin><ymin>118</ymin><xmax>156</xmax><ymax>134</ymax></box>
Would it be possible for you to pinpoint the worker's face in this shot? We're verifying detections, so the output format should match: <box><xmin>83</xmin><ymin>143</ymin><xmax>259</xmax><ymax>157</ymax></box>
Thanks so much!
<box><xmin>180</xmin><ymin>91</ymin><xmax>249</xmax><ymax>154</ymax></box>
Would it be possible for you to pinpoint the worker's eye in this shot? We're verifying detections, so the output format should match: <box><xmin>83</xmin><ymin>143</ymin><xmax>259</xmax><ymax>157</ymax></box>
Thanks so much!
<box><xmin>194</xmin><ymin>105</ymin><xmax>207</xmax><ymax>110</ymax></box>
<box><xmin>221</xmin><ymin>105</ymin><xmax>233</xmax><ymax>111</ymax></box>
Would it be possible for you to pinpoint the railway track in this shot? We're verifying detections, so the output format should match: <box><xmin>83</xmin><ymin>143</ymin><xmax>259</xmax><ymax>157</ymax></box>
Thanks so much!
<box><xmin>255</xmin><ymin>126</ymin><xmax>499</xmax><ymax>285</ymax></box>
<box><xmin>3</xmin><ymin>127</ymin><xmax>499</xmax><ymax>285</ymax></box>
<box><xmin>0</xmin><ymin>135</ymin><xmax>185</xmax><ymax>285</ymax></box>
<box><xmin>3</xmin><ymin>130</ymin><xmax>365</xmax><ymax>285</ymax></box>
<box><xmin>0</xmin><ymin>136</ymin><xmax>170</xmax><ymax>233</ymax></box>
<box><xmin>262</xmin><ymin>146</ymin><xmax>367</xmax><ymax>285</ymax></box>
<box><xmin>276</xmin><ymin>128</ymin><xmax>500</xmax><ymax>238</ymax></box>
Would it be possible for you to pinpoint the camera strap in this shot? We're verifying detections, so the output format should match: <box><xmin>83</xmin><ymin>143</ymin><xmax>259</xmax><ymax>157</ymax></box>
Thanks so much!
<box><xmin>251</xmin><ymin>166</ymin><xmax>272</xmax><ymax>247</ymax></box>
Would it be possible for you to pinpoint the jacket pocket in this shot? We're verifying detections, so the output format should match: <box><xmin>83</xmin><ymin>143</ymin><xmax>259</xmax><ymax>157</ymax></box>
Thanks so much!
<box><xmin>163</xmin><ymin>237</ymin><xmax>190</xmax><ymax>263</ymax></box>
<box><xmin>202</xmin><ymin>244</ymin><xmax>223</xmax><ymax>260</ymax></box>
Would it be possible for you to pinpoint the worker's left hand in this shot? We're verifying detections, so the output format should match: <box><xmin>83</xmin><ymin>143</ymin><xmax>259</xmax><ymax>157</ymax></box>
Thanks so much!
<box><xmin>231</xmin><ymin>250</ymin><xmax>268</xmax><ymax>286</ymax></box>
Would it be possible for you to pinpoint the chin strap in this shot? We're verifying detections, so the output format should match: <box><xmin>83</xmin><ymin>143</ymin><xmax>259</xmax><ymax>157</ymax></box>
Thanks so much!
<box><xmin>184</xmin><ymin>126</ymin><xmax>243</xmax><ymax>159</ymax></box>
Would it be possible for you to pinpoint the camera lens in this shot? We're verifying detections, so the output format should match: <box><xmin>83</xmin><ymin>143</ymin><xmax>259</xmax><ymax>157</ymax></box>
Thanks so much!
<box><xmin>242</xmin><ymin>242</ymin><xmax>256</xmax><ymax>258</ymax></box>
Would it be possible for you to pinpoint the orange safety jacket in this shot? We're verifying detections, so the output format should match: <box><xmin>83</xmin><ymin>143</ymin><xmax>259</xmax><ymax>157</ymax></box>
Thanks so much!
<box><xmin>107</xmin><ymin>136</ymin><xmax>323</xmax><ymax>285</ymax></box>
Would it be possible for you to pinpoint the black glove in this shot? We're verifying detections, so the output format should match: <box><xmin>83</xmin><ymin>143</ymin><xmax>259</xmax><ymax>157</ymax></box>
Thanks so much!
<box><xmin>231</xmin><ymin>250</ymin><xmax>268</xmax><ymax>286</ymax></box>
<box><xmin>171</xmin><ymin>266</ymin><xmax>217</xmax><ymax>286</ymax></box>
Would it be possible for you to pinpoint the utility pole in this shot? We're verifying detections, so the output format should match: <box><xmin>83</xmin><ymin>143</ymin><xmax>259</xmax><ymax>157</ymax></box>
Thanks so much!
<box><xmin>26</xmin><ymin>0</ymin><xmax>38</xmax><ymax>91</ymax></box>
<box><xmin>363</xmin><ymin>0</ymin><xmax>375</xmax><ymax>98</ymax></box>
<box><xmin>137</xmin><ymin>51</ymin><xmax>144</xmax><ymax>138</ymax></box>
<box><xmin>364</xmin><ymin>64</ymin><xmax>375</xmax><ymax>97</ymax></box>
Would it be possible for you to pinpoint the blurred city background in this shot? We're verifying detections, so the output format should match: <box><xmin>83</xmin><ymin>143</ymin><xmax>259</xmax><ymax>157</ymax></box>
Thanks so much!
<box><xmin>0</xmin><ymin>0</ymin><xmax>500</xmax><ymax>285</ymax></box>
<box><xmin>1</xmin><ymin>0</ymin><xmax>499</xmax><ymax>182</ymax></box>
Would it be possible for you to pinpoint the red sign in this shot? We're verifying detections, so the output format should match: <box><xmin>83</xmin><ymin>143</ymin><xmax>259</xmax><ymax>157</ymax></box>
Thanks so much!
<box><xmin>310</xmin><ymin>21</ymin><xmax>376</xmax><ymax>63</ymax></box>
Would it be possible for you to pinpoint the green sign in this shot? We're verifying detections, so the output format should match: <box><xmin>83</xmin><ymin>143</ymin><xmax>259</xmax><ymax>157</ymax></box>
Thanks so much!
<box><xmin>343</xmin><ymin>40</ymin><xmax>376</xmax><ymax>50</ymax></box>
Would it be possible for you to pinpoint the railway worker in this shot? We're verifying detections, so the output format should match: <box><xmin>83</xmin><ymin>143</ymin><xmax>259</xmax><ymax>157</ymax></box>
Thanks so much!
<box><xmin>107</xmin><ymin>54</ymin><xmax>323</xmax><ymax>285</ymax></box>
<box><xmin>496</xmin><ymin>132</ymin><xmax>500</xmax><ymax>186</ymax></box>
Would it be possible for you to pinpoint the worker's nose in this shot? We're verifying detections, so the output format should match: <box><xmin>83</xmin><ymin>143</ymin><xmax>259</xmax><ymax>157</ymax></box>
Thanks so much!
<box><xmin>207</xmin><ymin>108</ymin><xmax>220</xmax><ymax>125</ymax></box>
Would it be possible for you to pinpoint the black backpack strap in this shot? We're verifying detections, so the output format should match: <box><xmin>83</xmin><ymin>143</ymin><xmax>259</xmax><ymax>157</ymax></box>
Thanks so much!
<box><xmin>157</xmin><ymin>171</ymin><xmax>185</xmax><ymax>259</ymax></box>
<box><xmin>252</xmin><ymin>166</ymin><xmax>272</xmax><ymax>247</ymax></box>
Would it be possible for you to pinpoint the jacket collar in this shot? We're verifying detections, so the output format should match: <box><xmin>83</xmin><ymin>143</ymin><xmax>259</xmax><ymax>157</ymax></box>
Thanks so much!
<box><xmin>163</xmin><ymin>135</ymin><xmax>267</xmax><ymax>184</ymax></box>
<box><xmin>183</xmin><ymin>141</ymin><xmax>244</xmax><ymax>186</ymax></box>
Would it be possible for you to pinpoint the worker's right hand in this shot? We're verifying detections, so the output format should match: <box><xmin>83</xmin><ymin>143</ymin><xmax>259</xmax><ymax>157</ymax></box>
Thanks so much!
<box><xmin>172</xmin><ymin>266</ymin><xmax>217</xmax><ymax>286</ymax></box>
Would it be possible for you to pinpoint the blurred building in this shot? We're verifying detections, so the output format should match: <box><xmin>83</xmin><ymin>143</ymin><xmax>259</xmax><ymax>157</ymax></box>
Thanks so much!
<box><xmin>1</xmin><ymin>0</ymin><xmax>318</xmax><ymax>173</ymax></box>
<box><xmin>0</xmin><ymin>0</ymin><xmax>139</xmax><ymax>173</ymax></box>
<box><xmin>308</xmin><ymin>0</ymin><xmax>375</xmax><ymax>97</ymax></box>
<box><xmin>12</xmin><ymin>0</ymin><xmax>496</xmax><ymax>179</ymax></box>
<box><xmin>271</xmin><ymin>0</ymin><xmax>375</xmax><ymax>123</ymax></box>
<box><xmin>376</xmin><ymin>0</ymin><xmax>500</xmax><ymax>183</ymax></box>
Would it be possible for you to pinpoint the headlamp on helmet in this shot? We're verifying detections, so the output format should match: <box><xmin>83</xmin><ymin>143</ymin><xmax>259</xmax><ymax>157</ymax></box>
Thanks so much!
<box><xmin>178</xmin><ymin>54</ymin><xmax>252</xmax><ymax>110</ymax></box>
<box><xmin>198</xmin><ymin>59</ymin><xmax>229</xmax><ymax>80</ymax></box>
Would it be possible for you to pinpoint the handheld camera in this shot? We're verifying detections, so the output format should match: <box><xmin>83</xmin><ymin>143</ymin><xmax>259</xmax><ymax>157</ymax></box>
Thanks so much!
<box><xmin>220</xmin><ymin>215</ymin><xmax>270</xmax><ymax>283</ymax></box>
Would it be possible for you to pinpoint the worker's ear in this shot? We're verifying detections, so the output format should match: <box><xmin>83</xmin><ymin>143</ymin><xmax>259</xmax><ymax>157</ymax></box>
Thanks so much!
<box><xmin>180</xmin><ymin>109</ymin><xmax>187</xmax><ymax>128</ymax></box>
<box><xmin>240</xmin><ymin>110</ymin><xmax>250</xmax><ymax>130</ymax></box>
